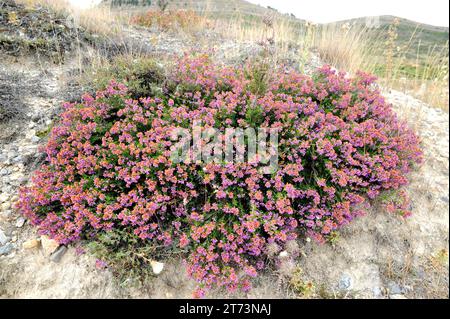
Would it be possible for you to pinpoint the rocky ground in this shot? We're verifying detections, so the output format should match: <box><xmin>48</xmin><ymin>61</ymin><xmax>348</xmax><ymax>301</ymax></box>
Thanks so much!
<box><xmin>0</xmin><ymin>6</ymin><xmax>448</xmax><ymax>299</ymax></box>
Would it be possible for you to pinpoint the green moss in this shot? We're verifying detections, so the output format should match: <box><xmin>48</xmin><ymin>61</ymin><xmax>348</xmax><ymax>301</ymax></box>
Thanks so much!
<box><xmin>36</xmin><ymin>123</ymin><xmax>54</xmax><ymax>138</ymax></box>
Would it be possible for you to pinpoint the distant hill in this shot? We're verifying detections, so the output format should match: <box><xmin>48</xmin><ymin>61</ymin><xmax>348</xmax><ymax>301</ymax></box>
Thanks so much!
<box><xmin>327</xmin><ymin>15</ymin><xmax>449</xmax><ymax>55</ymax></box>
<box><xmin>103</xmin><ymin>0</ymin><xmax>300</xmax><ymax>19</ymax></box>
<box><xmin>103</xmin><ymin>0</ymin><xmax>449</xmax><ymax>60</ymax></box>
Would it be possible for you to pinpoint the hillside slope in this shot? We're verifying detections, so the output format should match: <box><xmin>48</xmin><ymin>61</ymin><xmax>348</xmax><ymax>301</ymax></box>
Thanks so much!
<box><xmin>328</xmin><ymin>15</ymin><xmax>449</xmax><ymax>55</ymax></box>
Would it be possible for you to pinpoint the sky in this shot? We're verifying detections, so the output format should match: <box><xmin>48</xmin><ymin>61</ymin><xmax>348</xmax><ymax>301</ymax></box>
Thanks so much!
<box><xmin>246</xmin><ymin>0</ymin><xmax>449</xmax><ymax>27</ymax></box>
<box><xmin>68</xmin><ymin>0</ymin><xmax>449</xmax><ymax>27</ymax></box>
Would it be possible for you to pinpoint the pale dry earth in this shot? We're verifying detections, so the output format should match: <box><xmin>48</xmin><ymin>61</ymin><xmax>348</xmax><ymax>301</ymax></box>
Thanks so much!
<box><xmin>0</xmin><ymin>26</ymin><xmax>448</xmax><ymax>299</ymax></box>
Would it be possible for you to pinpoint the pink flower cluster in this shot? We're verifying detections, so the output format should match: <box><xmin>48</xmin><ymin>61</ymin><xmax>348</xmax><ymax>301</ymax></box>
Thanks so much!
<box><xmin>17</xmin><ymin>54</ymin><xmax>422</xmax><ymax>296</ymax></box>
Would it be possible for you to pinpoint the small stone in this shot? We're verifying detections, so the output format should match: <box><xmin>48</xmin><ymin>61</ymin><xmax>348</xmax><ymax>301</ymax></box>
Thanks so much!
<box><xmin>30</xmin><ymin>136</ymin><xmax>41</xmax><ymax>143</ymax></box>
<box><xmin>0</xmin><ymin>243</ymin><xmax>13</xmax><ymax>256</ymax></box>
<box><xmin>12</xmin><ymin>155</ymin><xmax>23</xmax><ymax>164</ymax></box>
<box><xmin>390</xmin><ymin>294</ymin><xmax>407</xmax><ymax>299</ymax></box>
<box><xmin>40</xmin><ymin>235</ymin><xmax>59</xmax><ymax>256</ymax></box>
<box><xmin>372</xmin><ymin>286</ymin><xmax>383</xmax><ymax>298</ymax></box>
<box><xmin>388</xmin><ymin>281</ymin><xmax>404</xmax><ymax>295</ymax></box>
<box><xmin>23</xmin><ymin>239</ymin><xmax>40</xmax><ymax>249</ymax></box>
<box><xmin>50</xmin><ymin>246</ymin><xmax>67</xmax><ymax>262</ymax></box>
<box><xmin>339</xmin><ymin>273</ymin><xmax>353</xmax><ymax>290</ymax></box>
<box><xmin>27</xmin><ymin>129</ymin><xmax>37</xmax><ymax>138</ymax></box>
<box><xmin>441</xmin><ymin>196</ymin><xmax>449</xmax><ymax>203</ymax></box>
<box><xmin>0</xmin><ymin>193</ymin><xmax>9</xmax><ymax>203</ymax></box>
<box><xmin>9</xmin><ymin>172</ymin><xmax>24</xmax><ymax>182</ymax></box>
<box><xmin>1</xmin><ymin>202</ymin><xmax>11</xmax><ymax>211</ymax></box>
<box><xmin>0</xmin><ymin>229</ymin><xmax>9</xmax><ymax>245</ymax></box>
<box><xmin>0</xmin><ymin>210</ymin><xmax>12</xmax><ymax>220</ymax></box>
<box><xmin>150</xmin><ymin>260</ymin><xmax>164</xmax><ymax>275</ymax></box>
<box><xmin>15</xmin><ymin>217</ymin><xmax>26</xmax><ymax>228</ymax></box>
<box><xmin>279</xmin><ymin>250</ymin><xmax>289</xmax><ymax>258</ymax></box>
<box><xmin>416</xmin><ymin>268</ymin><xmax>426</xmax><ymax>279</ymax></box>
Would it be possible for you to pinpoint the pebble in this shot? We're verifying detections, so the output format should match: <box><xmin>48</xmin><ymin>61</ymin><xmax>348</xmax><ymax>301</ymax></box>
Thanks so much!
<box><xmin>0</xmin><ymin>193</ymin><xmax>9</xmax><ymax>203</ymax></box>
<box><xmin>9</xmin><ymin>172</ymin><xmax>24</xmax><ymax>182</ymax></box>
<box><xmin>150</xmin><ymin>260</ymin><xmax>164</xmax><ymax>275</ymax></box>
<box><xmin>390</xmin><ymin>294</ymin><xmax>407</xmax><ymax>299</ymax></box>
<box><xmin>0</xmin><ymin>210</ymin><xmax>12</xmax><ymax>220</ymax></box>
<box><xmin>387</xmin><ymin>281</ymin><xmax>404</xmax><ymax>295</ymax></box>
<box><xmin>372</xmin><ymin>286</ymin><xmax>383</xmax><ymax>298</ymax></box>
<box><xmin>338</xmin><ymin>273</ymin><xmax>353</xmax><ymax>290</ymax></box>
<box><xmin>50</xmin><ymin>246</ymin><xmax>67</xmax><ymax>262</ymax></box>
<box><xmin>0</xmin><ymin>229</ymin><xmax>9</xmax><ymax>245</ymax></box>
<box><xmin>30</xmin><ymin>136</ymin><xmax>40</xmax><ymax>143</ymax></box>
<box><xmin>1</xmin><ymin>202</ymin><xmax>11</xmax><ymax>211</ymax></box>
<box><xmin>15</xmin><ymin>217</ymin><xmax>26</xmax><ymax>228</ymax></box>
<box><xmin>40</xmin><ymin>235</ymin><xmax>59</xmax><ymax>255</ymax></box>
<box><xmin>0</xmin><ymin>243</ymin><xmax>13</xmax><ymax>256</ymax></box>
<box><xmin>12</xmin><ymin>155</ymin><xmax>23</xmax><ymax>164</ymax></box>
<box><xmin>23</xmin><ymin>238</ymin><xmax>40</xmax><ymax>249</ymax></box>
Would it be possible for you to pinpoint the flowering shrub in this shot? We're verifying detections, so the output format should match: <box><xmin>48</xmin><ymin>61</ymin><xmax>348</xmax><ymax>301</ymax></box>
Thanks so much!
<box><xmin>130</xmin><ymin>10</ymin><xmax>207</xmax><ymax>32</ymax></box>
<box><xmin>17</xmin><ymin>54</ymin><xmax>422</xmax><ymax>296</ymax></box>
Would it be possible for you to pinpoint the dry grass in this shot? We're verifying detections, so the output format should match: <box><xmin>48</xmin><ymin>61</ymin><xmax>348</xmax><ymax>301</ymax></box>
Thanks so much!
<box><xmin>380</xmin><ymin>248</ymin><xmax>449</xmax><ymax>299</ymax></box>
<box><xmin>11</xmin><ymin>0</ymin><xmax>449</xmax><ymax>112</ymax></box>
<box><xmin>313</xmin><ymin>23</ymin><xmax>377</xmax><ymax>74</ymax></box>
<box><xmin>206</xmin><ymin>10</ymin><xmax>448</xmax><ymax>111</ymax></box>
<box><xmin>311</xmin><ymin>20</ymin><xmax>449</xmax><ymax>111</ymax></box>
<box><xmin>129</xmin><ymin>9</ymin><xmax>210</xmax><ymax>33</ymax></box>
<box><xmin>384</xmin><ymin>42</ymin><xmax>449</xmax><ymax>111</ymax></box>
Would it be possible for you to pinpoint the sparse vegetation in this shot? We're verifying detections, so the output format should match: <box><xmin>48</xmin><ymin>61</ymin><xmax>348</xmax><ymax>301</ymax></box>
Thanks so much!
<box><xmin>81</xmin><ymin>54</ymin><xmax>165</xmax><ymax>98</ymax></box>
<box><xmin>0</xmin><ymin>0</ymin><xmax>447</xmax><ymax>300</ymax></box>
<box><xmin>289</xmin><ymin>267</ymin><xmax>314</xmax><ymax>298</ymax></box>
<box><xmin>0</xmin><ymin>0</ymin><xmax>87</xmax><ymax>61</ymax></box>
<box><xmin>130</xmin><ymin>9</ymin><xmax>207</xmax><ymax>32</ymax></box>
<box><xmin>311</xmin><ymin>18</ymin><xmax>449</xmax><ymax>110</ymax></box>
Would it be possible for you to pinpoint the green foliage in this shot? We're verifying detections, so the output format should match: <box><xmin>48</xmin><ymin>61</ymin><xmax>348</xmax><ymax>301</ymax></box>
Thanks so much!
<box><xmin>289</xmin><ymin>267</ymin><xmax>314</xmax><ymax>297</ymax></box>
<box><xmin>91</xmin><ymin>56</ymin><xmax>165</xmax><ymax>98</ymax></box>
<box><xmin>36</xmin><ymin>123</ymin><xmax>54</xmax><ymax>139</ymax></box>
<box><xmin>245</xmin><ymin>61</ymin><xmax>270</xmax><ymax>96</ymax></box>
<box><xmin>245</xmin><ymin>103</ymin><xmax>265</xmax><ymax>127</ymax></box>
<box><xmin>87</xmin><ymin>228</ymin><xmax>158</xmax><ymax>284</ymax></box>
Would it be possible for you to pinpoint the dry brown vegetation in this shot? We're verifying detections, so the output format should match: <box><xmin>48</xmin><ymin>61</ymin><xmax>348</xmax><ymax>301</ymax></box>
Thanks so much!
<box><xmin>14</xmin><ymin>0</ymin><xmax>448</xmax><ymax>113</ymax></box>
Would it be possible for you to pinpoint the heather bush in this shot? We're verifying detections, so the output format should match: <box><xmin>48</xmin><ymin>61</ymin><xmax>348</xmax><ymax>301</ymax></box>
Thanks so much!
<box><xmin>17</xmin><ymin>54</ymin><xmax>422</xmax><ymax>296</ymax></box>
<box><xmin>130</xmin><ymin>10</ymin><xmax>207</xmax><ymax>32</ymax></box>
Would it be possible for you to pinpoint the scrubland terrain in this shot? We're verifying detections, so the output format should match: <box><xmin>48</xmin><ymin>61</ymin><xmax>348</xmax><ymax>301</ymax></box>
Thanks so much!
<box><xmin>0</xmin><ymin>0</ymin><xmax>448</xmax><ymax>299</ymax></box>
